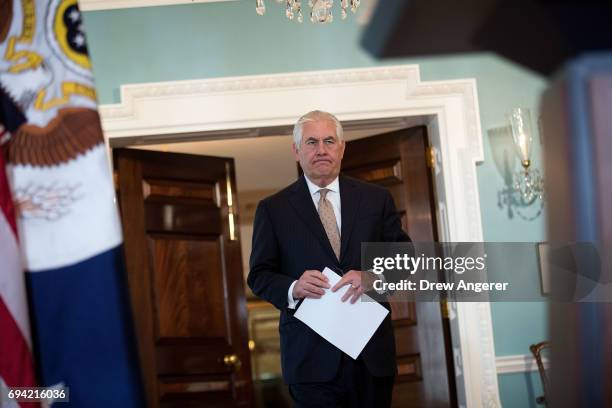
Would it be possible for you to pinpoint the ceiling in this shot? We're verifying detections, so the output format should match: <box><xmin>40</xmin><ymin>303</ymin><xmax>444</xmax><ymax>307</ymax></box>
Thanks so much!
<box><xmin>80</xmin><ymin>0</ymin><xmax>379</xmax><ymax>25</ymax></box>
<box><xmin>79</xmin><ymin>0</ymin><xmax>237</xmax><ymax>12</ymax></box>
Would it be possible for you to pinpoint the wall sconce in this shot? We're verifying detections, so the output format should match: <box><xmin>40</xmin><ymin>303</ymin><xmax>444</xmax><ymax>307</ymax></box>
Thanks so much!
<box><xmin>508</xmin><ymin>107</ymin><xmax>544</xmax><ymax>204</ymax></box>
<box><xmin>492</xmin><ymin>107</ymin><xmax>544</xmax><ymax>220</ymax></box>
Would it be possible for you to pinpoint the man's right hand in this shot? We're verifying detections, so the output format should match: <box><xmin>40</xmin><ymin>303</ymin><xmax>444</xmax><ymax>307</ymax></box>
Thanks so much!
<box><xmin>292</xmin><ymin>270</ymin><xmax>331</xmax><ymax>300</ymax></box>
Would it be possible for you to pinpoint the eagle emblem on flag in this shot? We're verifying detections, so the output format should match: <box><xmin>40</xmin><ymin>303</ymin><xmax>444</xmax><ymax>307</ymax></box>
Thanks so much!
<box><xmin>0</xmin><ymin>0</ymin><xmax>122</xmax><ymax>272</ymax></box>
<box><xmin>1</xmin><ymin>0</ymin><xmax>101</xmax><ymax>167</ymax></box>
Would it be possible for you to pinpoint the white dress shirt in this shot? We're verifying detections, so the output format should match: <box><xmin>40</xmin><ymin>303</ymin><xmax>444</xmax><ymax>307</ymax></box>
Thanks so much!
<box><xmin>287</xmin><ymin>176</ymin><xmax>341</xmax><ymax>309</ymax></box>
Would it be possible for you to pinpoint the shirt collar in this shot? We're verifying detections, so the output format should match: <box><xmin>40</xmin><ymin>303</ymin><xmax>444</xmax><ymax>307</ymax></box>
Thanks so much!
<box><xmin>304</xmin><ymin>175</ymin><xmax>340</xmax><ymax>196</ymax></box>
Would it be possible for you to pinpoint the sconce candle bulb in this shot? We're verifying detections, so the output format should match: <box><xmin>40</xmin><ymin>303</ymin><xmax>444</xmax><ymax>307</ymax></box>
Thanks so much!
<box><xmin>507</xmin><ymin>107</ymin><xmax>544</xmax><ymax>205</ymax></box>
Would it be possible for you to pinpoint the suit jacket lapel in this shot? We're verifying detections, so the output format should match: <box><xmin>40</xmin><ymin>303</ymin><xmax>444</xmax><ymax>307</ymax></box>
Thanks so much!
<box><xmin>288</xmin><ymin>176</ymin><xmax>338</xmax><ymax>262</ymax></box>
<box><xmin>339</xmin><ymin>176</ymin><xmax>361</xmax><ymax>263</ymax></box>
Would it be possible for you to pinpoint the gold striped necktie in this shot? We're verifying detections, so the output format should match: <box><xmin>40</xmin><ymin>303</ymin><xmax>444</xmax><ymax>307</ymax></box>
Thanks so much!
<box><xmin>318</xmin><ymin>188</ymin><xmax>340</xmax><ymax>260</ymax></box>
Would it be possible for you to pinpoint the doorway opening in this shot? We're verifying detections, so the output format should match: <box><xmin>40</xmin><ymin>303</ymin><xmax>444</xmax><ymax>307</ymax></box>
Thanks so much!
<box><xmin>113</xmin><ymin>115</ymin><xmax>456</xmax><ymax>407</ymax></box>
<box><xmin>104</xmin><ymin>64</ymin><xmax>497</xmax><ymax>407</ymax></box>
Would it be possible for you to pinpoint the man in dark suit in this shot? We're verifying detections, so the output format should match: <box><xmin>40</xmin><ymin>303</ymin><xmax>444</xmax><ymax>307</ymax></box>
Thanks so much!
<box><xmin>248</xmin><ymin>110</ymin><xmax>410</xmax><ymax>407</ymax></box>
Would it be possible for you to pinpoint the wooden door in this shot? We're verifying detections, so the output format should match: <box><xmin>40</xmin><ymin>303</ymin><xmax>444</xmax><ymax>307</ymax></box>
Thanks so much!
<box><xmin>342</xmin><ymin>127</ymin><xmax>455</xmax><ymax>408</ymax></box>
<box><xmin>114</xmin><ymin>148</ymin><xmax>253</xmax><ymax>408</ymax></box>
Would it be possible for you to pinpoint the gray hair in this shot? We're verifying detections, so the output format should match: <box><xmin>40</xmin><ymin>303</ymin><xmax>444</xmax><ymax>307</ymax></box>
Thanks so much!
<box><xmin>292</xmin><ymin>110</ymin><xmax>344</xmax><ymax>149</ymax></box>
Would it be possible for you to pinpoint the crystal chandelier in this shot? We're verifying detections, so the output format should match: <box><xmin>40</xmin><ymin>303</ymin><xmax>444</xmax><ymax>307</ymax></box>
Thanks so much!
<box><xmin>508</xmin><ymin>107</ymin><xmax>544</xmax><ymax>204</ymax></box>
<box><xmin>255</xmin><ymin>0</ymin><xmax>361</xmax><ymax>24</ymax></box>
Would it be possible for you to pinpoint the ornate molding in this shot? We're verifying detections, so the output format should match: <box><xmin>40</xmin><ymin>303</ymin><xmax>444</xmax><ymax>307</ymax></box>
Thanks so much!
<box><xmin>413</xmin><ymin>79</ymin><xmax>483</xmax><ymax>160</ymax></box>
<box><xmin>99</xmin><ymin>65</ymin><xmax>498</xmax><ymax>406</ymax></box>
<box><xmin>100</xmin><ymin>66</ymin><xmax>420</xmax><ymax>121</ymax></box>
<box><xmin>398</xmin><ymin>73</ymin><xmax>495</xmax><ymax>406</ymax></box>
<box><xmin>79</xmin><ymin>0</ymin><xmax>237</xmax><ymax>12</ymax></box>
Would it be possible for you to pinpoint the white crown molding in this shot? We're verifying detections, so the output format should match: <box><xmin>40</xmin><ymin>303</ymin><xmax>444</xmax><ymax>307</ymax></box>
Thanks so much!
<box><xmin>496</xmin><ymin>354</ymin><xmax>550</xmax><ymax>375</ymax></box>
<box><xmin>100</xmin><ymin>64</ymin><xmax>498</xmax><ymax>407</ymax></box>
<box><xmin>100</xmin><ymin>66</ymin><xmax>422</xmax><ymax>128</ymax></box>
<box><xmin>79</xmin><ymin>0</ymin><xmax>236</xmax><ymax>12</ymax></box>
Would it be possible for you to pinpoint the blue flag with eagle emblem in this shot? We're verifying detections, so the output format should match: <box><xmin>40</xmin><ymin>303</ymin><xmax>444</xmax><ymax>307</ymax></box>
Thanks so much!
<box><xmin>0</xmin><ymin>0</ymin><xmax>145</xmax><ymax>406</ymax></box>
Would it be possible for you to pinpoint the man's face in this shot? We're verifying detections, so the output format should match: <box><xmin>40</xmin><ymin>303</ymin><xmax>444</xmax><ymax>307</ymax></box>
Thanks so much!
<box><xmin>293</xmin><ymin>119</ymin><xmax>345</xmax><ymax>185</ymax></box>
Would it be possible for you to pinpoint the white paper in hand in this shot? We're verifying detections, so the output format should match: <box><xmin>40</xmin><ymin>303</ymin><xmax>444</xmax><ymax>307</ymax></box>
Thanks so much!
<box><xmin>294</xmin><ymin>267</ymin><xmax>389</xmax><ymax>359</ymax></box>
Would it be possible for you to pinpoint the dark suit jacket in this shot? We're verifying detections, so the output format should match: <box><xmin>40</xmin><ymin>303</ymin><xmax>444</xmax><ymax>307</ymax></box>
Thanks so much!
<box><xmin>247</xmin><ymin>175</ymin><xmax>410</xmax><ymax>384</ymax></box>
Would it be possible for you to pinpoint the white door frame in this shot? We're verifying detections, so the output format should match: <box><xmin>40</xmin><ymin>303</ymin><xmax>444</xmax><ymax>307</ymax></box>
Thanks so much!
<box><xmin>100</xmin><ymin>65</ymin><xmax>501</xmax><ymax>407</ymax></box>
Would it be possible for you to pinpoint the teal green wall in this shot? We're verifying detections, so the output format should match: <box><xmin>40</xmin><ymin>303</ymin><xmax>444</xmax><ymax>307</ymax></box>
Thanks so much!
<box><xmin>83</xmin><ymin>2</ymin><xmax>549</xmax><ymax>404</ymax></box>
<box><xmin>499</xmin><ymin>371</ymin><xmax>544</xmax><ymax>408</ymax></box>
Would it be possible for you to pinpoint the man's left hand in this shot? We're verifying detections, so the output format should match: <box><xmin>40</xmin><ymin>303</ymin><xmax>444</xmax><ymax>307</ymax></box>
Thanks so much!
<box><xmin>331</xmin><ymin>270</ymin><xmax>375</xmax><ymax>304</ymax></box>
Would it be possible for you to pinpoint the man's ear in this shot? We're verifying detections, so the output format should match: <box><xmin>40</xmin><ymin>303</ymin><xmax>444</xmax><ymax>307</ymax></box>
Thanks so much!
<box><xmin>292</xmin><ymin>143</ymin><xmax>300</xmax><ymax>160</ymax></box>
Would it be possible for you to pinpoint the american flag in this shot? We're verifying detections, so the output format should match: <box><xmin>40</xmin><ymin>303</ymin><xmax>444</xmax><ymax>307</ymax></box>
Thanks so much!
<box><xmin>0</xmin><ymin>124</ymin><xmax>39</xmax><ymax>408</ymax></box>
<box><xmin>0</xmin><ymin>1</ymin><xmax>145</xmax><ymax>406</ymax></box>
